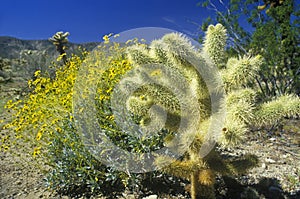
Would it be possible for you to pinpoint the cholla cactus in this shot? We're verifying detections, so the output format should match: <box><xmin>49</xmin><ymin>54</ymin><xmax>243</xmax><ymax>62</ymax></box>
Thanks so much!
<box><xmin>122</xmin><ymin>32</ymin><xmax>257</xmax><ymax>199</ymax></box>
<box><xmin>49</xmin><ymin>31</ymin><xmax>70</xmax><ymax>63</ymax></box>
<box><xmin>203</xmin><ymin>24</ymin><xmax>227</xmax><ymax>69</ymax></box>
<box><xmin>221</xmin><ymin>55</ymin><xmax>263</xmax><ymax>91</ymax></box>
<box><xmin>254</xmin><ymin>94</ymin><xmax>300</xmax><ymax>127</ymax></box>
<box><xmin>121</xmin><ymin>24</ymin><xmax>300</xmax><ymax>199</ymax></box>
<box><xmin>206</xmin><ymin>24</ymin><xmax>300</xmax><ymax>130</ymax></box>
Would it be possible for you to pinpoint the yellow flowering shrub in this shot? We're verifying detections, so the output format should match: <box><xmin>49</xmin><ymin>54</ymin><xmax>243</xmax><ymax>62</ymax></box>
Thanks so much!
<box><xmin>1</xmin><ymin>36</ymin><xmax>135</xmax><ymax>156</ymax></box>
<box><xmin>2</xmin><ymin>53</ymin><xmax>83</xmax><ymax>155</ymax></box>
<box><xmin>0</xmin><ymin>37</ymin><xmax>137</xmax><ymax>197</ymax></box>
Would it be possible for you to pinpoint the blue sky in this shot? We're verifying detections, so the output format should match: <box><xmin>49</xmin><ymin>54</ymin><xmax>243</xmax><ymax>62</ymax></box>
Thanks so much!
<box><xmin>0</xmin><ymin>0</ymin><xmax>212</xmax><ymax>43</ymax></box>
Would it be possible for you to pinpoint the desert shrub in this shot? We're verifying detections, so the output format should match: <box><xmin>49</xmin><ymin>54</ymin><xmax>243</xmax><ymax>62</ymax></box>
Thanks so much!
<box><xmin>1</xmin><ymin>52</ymin><xmax>82</xmax><ymax>154</ymax></box>
<box><xmin>45</xmin><ymin>118</ymin><xmax>126</xmax><ymax>198</ymax></box>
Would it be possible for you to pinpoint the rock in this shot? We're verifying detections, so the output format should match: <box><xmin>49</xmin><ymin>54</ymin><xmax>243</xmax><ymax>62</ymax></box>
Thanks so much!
<box><xmin>142</xmin><ymin>195</ymin><xmax>158</xmax><ymax>199</ymax></box>
<box><xmin>269</xmin><ymin>137</ymin><xmax>276</xmax><ymax>141</ymax></box>
<box><xmin>122</xmin><ymin>194</ymin><xmax>135</xmax><ymax>199</ymax></box>
<box><xmin>265</xmin><ymin>158</ymin><xmax>276</xmax><ymax>163</ymax></box>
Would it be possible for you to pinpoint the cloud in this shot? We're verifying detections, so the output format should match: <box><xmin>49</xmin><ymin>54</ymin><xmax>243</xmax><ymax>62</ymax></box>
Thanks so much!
<box><xmin>162</xmin><ymin>17</ymin><xmax>200</xmax><ymax>38</ymax></box>
<box><xmin>162</xmin><ymin>17</ymin><xmax>176</xmax><ymax>24</ymax></box>
<box><xmin>162</xmin><ymin>17</ymin><xmax>178</xmax><ymax>26</ymax></box>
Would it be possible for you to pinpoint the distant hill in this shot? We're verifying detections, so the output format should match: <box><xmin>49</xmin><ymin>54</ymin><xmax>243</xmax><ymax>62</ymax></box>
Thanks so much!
<box><xmin>0</xmin><ymin>36</ymin><xmax>102</xmax><ymax>83</ymax></box>
<box><xmin>0</xmin><ymin>36</ymin><xmax>99</xmax><ymax>59</ymax></box>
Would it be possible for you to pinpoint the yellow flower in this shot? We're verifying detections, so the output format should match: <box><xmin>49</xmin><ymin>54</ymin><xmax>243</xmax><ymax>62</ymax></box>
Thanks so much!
<box><xmin>106</xmin><ymin>87</ymin><xmax>113</xmax><ymax>93</ymax></box>
<box><xmin>15</xmin><ymin>135</ymin><xmax>23</xmax><ymax>139</ymax></box>
<box><xmin>103</xmin><ymin>33</ymin><xmax>113</xmax><ymax>44</ymax></box>
<box><xmin>33</xmin><ymin>147</ymin><xmax>41</xmax><ymax>157</ymax></box>
<box><xmin>3</xmin><ymin>145</ymin><xmax>9</xmax><ymax>151</ymax></box>
<box><xmin>34</xmin><ymin>70</ymin><xmax>41</xmax><ymax>77</ymax></box>
<box><xmin>56</xmin><ymin>53</ymin><xmax>67</xmax><ymax>61</ymax></box>
<box><xmin>139</xmin><ymin>95</ymin><xmax>146</xmax><ymax>100</ymax></box>
<box><xmin>150</xmin><ymin>69</ymin><xmax>162</xmax><ymax>76</ymax></box>
<box><xmin>36</xmin><ymin>131</ymin><xmax>42</xmax><ymax>141</ymax></box>
<box><xmin>105</xmin><ymin>115</ymin><xmax>114</xmax><ymax>120</ymax></box>
<box><xmin>28</xmin><ymin>80</ymin><xmax>33</xmax><ymax>87</ymax></box>
<box><xmin>102</xmin><ymin>35</ymin><xmax>108</xmax><ymax>40</ymax></box>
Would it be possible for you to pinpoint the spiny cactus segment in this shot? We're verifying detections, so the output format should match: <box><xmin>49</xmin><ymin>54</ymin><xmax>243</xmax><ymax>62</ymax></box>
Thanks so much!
<box><xmin>49</xmin><ymin>31</ymin><xmax>70</xmax><ymax>63</ymax></box>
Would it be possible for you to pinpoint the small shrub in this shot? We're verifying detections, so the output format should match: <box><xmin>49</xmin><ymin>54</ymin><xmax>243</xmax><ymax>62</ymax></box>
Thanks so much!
<box><xmin>45</xmin><ymin>118</ymin><xmax>126</xmax><ymax>198</ymax></box>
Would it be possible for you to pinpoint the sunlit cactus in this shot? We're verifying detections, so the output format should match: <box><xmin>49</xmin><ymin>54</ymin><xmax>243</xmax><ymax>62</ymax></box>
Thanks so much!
<box><xmin>49</xmin><ymin>31</ymin><xmax>70</xmax><ymax>63</ymax></box>
<box><xmin>122</xmin><ymin>23</ymin><xmax>300</xmax><ymax>199</ymax></box>
<box><xmin>254</xmin><ymin>94</ymin><xmax>300</xmax><ymax>127</ymax></box>
<box><xmin>206</xmin><ymin>24</ymin><xmax>300</xmax><ymax>134</ymax></box>
<box><xmin>127</xmin><ymin>44</ymin><xmax>155</xmax><ymax>66</ymax></box>
<box><xmin>221</xmin><ymin>55</ymin><xmax>263</xmax><ymax>91</ymax></box>
<box><xmin>203</xmin><ymin>23</ymin><xmax>227</xmax><ymax>69</ymax></box>
<box><xmin>124</xmin><ymin>32</ymin><xmax>257</xmax><ymax>199</ymax></box>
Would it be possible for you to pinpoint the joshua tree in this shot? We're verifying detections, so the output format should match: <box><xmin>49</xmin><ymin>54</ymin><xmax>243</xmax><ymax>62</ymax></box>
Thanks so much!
<box><xmin>120</xmin><ymin>24</ymin><xmax>300</xmax><ymax>199</ymax></box>
<box><xmin>49</xmin><ymin>31</ymin><xmax>70</xmax><ymax>64</ymax></box>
